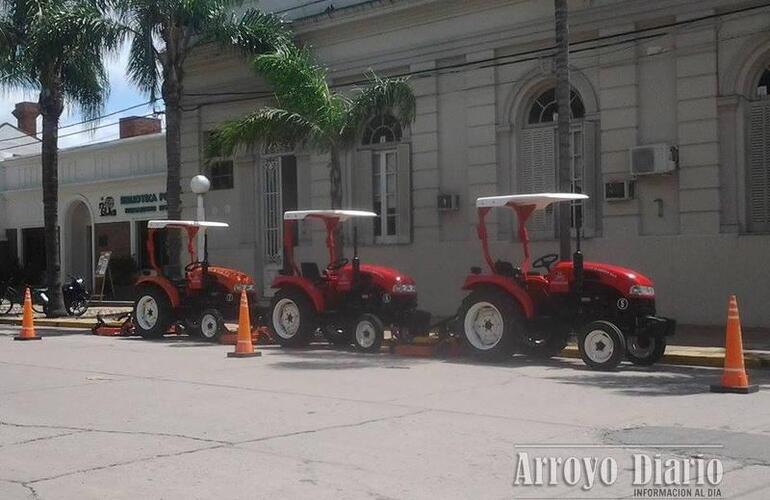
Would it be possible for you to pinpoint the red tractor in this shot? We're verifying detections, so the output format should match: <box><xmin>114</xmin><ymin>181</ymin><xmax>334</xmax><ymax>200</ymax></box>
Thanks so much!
<box><xmin>457</xmin><ymin>193</ymin><xmax>675</xmax><ymax>370</ymax></box>
<box><xmin>133</xmin><ymin>220</ymin><xmax>258</xmax><ymax>341</ymax></box>
<box><xmin>269</xmin><ymin>210</ymin><xmax>430</xmax><ymax>352</ymax></box>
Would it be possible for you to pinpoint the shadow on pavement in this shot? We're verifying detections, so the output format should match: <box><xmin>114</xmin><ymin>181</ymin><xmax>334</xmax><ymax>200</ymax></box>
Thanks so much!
<box><xmin>545</xmin><ymin>363</ymin><xmax>770</xmax><ymax>397</ymax></box>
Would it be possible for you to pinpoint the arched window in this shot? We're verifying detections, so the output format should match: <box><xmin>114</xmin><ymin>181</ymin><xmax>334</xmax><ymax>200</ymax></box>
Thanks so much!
<box><xmin>527</xmin><ymin>88</ymin><xmax>585</xmax><ymax>125</ymax></box>
<box><xmin>757</xmin><ymin>67</ymin><xmax>770</xmax><ymax>98</ymax></box>
<box><xmin>362</xmin><ymin>114</ymin><xmax>402</xmax><ymax>145</ymax></box>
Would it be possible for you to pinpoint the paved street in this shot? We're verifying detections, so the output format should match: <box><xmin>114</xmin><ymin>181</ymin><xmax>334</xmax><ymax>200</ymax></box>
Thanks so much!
<box><xmin>1</xmin><ymin>325</ymin><xmax>769</xmax><ymax>500</ymax></box>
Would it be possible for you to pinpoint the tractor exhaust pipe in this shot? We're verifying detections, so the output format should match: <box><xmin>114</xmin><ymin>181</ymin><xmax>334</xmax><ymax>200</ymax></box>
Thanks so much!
<box><xmin>352</xmin><ymin>226</ymin><xmax>361</xmax><ymax>286</ymax></box>
<box><xmin>573</xmin><ymin>199</ymin><xmax>584</xmax><ymax>294</ymax></box>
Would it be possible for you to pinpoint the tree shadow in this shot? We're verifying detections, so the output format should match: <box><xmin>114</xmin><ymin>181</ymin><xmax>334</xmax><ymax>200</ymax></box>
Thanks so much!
<box><xmin>544</xmin><ymin>363</ymin><xmax>770</xmax><ymax>397</ymax></box>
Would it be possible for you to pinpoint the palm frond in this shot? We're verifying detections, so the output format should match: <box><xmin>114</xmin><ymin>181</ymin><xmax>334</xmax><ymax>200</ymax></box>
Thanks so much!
<box><xmin>206</xmin><ymin>107</ymin><xmax>325</xmax><ymax>159</ymax></box>
<box><xmin>253</xmin><ymin>45</ymin><xmax>336</xmax><ymax>121</ymax></box>
<box><xmin>341</xmin><ymin>72</ymin><xmax>416</xmax><ymax>145</ymax></box>
<box><xmin>204</xmin><ymin>7</ymin><xmax>291</xmax><ymax>55</ymax></box>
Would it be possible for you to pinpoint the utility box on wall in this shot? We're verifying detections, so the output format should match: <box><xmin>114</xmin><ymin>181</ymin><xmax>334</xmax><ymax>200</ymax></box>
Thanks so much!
<box><xmin>438</xmin><ymin>194</ymin><xmax>460</xmax><ymax>211</ymax></box>
<box><xmin>630</xmin><ymin>144</ymin><xmax>678</xmax><ymax>176</ymax></box>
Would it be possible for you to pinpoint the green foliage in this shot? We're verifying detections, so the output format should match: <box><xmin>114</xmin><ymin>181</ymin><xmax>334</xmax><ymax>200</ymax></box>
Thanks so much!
<box><xmin>0</xmin><ymin>0</ymin><xmax>125</xmax><ymax>121</ymax></box>
<box><xmin>116</xmin><ymin>0</ymin><xmax>292</xmax><ymax>101</ymax></box>
<box><xmin>207</xmin><ymin>45</ymin><xmax>417</xmax><ymax>158</ymax></box>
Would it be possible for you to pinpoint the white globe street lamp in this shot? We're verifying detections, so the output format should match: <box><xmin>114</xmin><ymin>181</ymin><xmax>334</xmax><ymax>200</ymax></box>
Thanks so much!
<box><xmin>190</xmin><ymin>175</ymin><xmax>211</xmax><ymax>259</ymax></box>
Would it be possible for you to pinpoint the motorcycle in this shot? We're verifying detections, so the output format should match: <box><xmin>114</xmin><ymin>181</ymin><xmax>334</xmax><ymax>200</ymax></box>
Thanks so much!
<box><xmin>10</xmin><ymin>276</ymin><xmax>91</xmax><ymax>317</ymax></box>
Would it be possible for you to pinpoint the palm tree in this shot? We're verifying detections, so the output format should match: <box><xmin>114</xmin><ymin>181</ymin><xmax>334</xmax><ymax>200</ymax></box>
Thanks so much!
<box><xmin>0</xmin><ymin>0</ymin><xmax>124</xmax><ymax>316</ymax></box>
<box><xmin>116</xmin><ymin>0</ymin><xmax>291</xmax><ymax>263</ymax></box>
<box><xmin>207</xmin><ymin>45</ymin><xmax>416</xmax><ymax>212</ymax></box>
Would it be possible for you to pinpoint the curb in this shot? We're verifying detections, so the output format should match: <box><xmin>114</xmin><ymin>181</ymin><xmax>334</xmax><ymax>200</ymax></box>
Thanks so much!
<box><xmin>2</xmin><ymin>316</ymin><xmax>769</xmax><ymax>370</ymax></box>
<box><xmin>561</xmin><ymin>346</ymin><xmax>770</xmax><ymax>370</ymax></box>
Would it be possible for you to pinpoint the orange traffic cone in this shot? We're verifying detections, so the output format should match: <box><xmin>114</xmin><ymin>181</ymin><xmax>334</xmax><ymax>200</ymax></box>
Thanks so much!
<box><xmin>227</xmin><ymin>290</ymin><xmax>261</xmax><ymax>358</ymax></box>
<box><xmin>710</xmin><ymin>296</ymin><xmax>758</xmax><ymax>394</ymax></box>
<box><xmin>14</xmin><ymin>288</ymin><xmax>41</xmax><ymax>341</ymax></box>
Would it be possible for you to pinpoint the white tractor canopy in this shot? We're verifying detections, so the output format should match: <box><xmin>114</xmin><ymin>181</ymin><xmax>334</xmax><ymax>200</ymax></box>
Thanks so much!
<box><xmin>284</xmin><ymin>210</ymin><xmax>377</xmax><ymax>222</ymax></box>
<box><xmin>476</xmin><ymin>193</ymin><xmax>589</xmax><ymax>211</ymax></box>
<box><xmin>147</xmin><ymin>220</ymin><xmax>230</xmax><ymax>229</ymax></box>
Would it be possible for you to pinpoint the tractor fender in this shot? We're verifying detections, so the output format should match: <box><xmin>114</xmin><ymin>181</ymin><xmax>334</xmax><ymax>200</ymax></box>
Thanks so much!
<box><xmin>462</xmin><ymin>274</ymin><xmax>535</xmax><ymax>319</ymax></box>
<box><xmin>272</xmin><ymin>276</ymin><xmax>325</xmax><ymax>312</ymax></box>
<box><xmin>136</xmin><ymin>276</ymin><xmax>180</xmax><ymax>308</ymax></box>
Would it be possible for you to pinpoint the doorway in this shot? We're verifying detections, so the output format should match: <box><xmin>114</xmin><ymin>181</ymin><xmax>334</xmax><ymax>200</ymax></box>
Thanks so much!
<box><xmin>64</xmin><ymin>200</ymin><xmax>94</xmax><ymax>286</ymax></box>
<box><xmin>261</xmin><ymin>154</ymin><xmax>297</xmax><ymax>296</ymax></box>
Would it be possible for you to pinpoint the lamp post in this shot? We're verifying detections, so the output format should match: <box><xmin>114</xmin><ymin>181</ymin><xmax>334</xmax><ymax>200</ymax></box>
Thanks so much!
<box><xmin>190</xmin><ymin>175</ymin><xmax>211</xmax><ymax>259</ymax></box>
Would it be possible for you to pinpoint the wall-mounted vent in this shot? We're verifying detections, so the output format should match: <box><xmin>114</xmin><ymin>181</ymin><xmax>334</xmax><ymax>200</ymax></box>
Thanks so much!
<box><xmin>630</xmin><ymin>144</ymin><xmax>678</xmax><ymax>176</ymax></box>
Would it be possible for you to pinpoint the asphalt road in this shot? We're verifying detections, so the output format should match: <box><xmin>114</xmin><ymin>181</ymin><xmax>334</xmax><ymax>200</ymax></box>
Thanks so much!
<box><xmin>1</xmin><ymin>326</ymin><xmax>769</xmax><ymax>500</ymax></box>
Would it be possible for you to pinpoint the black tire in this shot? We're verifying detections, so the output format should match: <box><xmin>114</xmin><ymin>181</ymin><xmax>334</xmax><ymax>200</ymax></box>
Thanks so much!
<box><xmin>516</xmin><ymin>322</ymin><xmax>570</xmax><ymax>359</ymax></box>
<box><xmin>626</xmin><ymin>335</ymin><xmax>667</xmax><ymax>366</ymax></box>
<box><xmin>269</xmin><ymin>289</ymin><xmax>317</xmax><ymax>347</ymax></box>
<box><xmin>32</xmin><ymin>301</ymin><xmax>46</xmax><ymax>314</ymax></box>
<box><xmin>352</xmin><ymin>313</ymin><xmax>384</xmax><ymax>353</ymax></box>
<box><xmin>133</xmin><ymin>286</ymin><xmax>174</xmax><ymax>339</ymax></box>
<box><xmin>577</xmin><ymin>320</ymin><xmax>626</xmax><ymax>371</ymax></box>
<box><xmin>66</xmin><ymin>299</ymin><xmax>89</xmax><ymax>317</ymax></box>
<box><xmin>0</xmin><ymin>295</ymin><xmax>13</xmax><ymax>316</ymax></box>
<box><xmin>458</xmin><ymin>288</ymin><xmax>520</xmax><ymax>360</ymax></box>
<box><xmin>198</xmin><ymin>309</ymin><xmax>226</xmax><ymax>342</ymax></box>
<box><xmin>323</xmin><ymin>320</ymin><xmax>353</xmax><ymax>346</ymax></box>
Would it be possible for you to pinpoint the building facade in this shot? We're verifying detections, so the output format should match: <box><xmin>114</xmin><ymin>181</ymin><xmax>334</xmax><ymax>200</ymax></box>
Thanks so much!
<box><xmin>0</xmin><ymin>113</ymin><xmax>166</xmax><ymax>287</ymax></box>
<box><xmin>172</xmin><ymin>0</ymin><xmax>770</xmax><ymax>327</ymax></box>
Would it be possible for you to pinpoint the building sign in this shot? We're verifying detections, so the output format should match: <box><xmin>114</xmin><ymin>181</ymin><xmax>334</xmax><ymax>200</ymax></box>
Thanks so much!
<box><xmin>98</xmin><ymin>196</ymin><xmax>117</xmax><ymax>217</ymax></box>
<box><xmin>98</xmin><ymin>192</ymin><xmax>167</xmax><ymax>217</ymax></box>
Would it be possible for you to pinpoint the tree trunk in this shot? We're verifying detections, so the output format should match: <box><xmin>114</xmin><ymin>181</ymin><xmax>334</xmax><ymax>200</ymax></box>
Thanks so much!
<box><xmin>39</xmin><ymin>88</ymin><xmax>65</xmax><ymax>317</ymax></box>
<box><xmin>329</xmin><ymin>145</ymin><xmax>344</xmax><ymax>255</ymax></box>
<box><xmin>329</xmin><ymin>146</ymin><xmax>343</xmax><ymax>209</ymax></box>
<box><xmin>163</xmin><ymin>81</ymin><xmax>183</xmax><ymax>267</ymax></box>
<box><xmin>554</xmin><ymin>0</ymin><xmax>572</xmax><ymax>261</ymax></box>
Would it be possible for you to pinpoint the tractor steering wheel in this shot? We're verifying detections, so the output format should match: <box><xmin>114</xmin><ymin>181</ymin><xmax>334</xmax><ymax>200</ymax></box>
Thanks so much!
<box><xmin>185</xmin><ymin>261</ymin><xmax>204</xmax><ymax>272</ymax></box>
<box><xmin>327</xmin><ymin>258</ymin><xmax>349</xmax><ymax>271</ymax></box>
<box><xmin>532</xmin><ymin>253</ymin><xmax>559</xmax><ymax>272</ymax></box>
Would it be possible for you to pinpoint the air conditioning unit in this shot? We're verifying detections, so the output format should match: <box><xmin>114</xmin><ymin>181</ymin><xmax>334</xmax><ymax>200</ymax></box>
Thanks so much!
<box><xmin>605</xmin><ymin>180</ymin><xmax>635</xmax><ymax>201</ymax></box>
<box><xmin>630</xmin><ymin>144</ymin><xmax>678</xmax><ymax>176</ymax></box>
<box><xmin>438</xmin><ymin>194</ymin><xmax>460</xmax><ymax>211</ymax></box>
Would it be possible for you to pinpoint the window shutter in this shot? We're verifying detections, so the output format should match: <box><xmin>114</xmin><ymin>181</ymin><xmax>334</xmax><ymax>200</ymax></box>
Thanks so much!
<box><xmin>353</xmin><ymin>150</ymin><xmax>375</xmax><ymax>245</ymax></box>
<box><xmin>396</xmin><ymin>143</ymin><xmax>413</xmax><ymax>244</ymax></box>
<box><xmin>518</xmin><ymin>127</ymin><xmax>555</xmax><ymax>237</ymax></box>
<box><xmin>749</xmin><ymin>102</ymin><xmax>770</xmax><ymax>232</ymax></box>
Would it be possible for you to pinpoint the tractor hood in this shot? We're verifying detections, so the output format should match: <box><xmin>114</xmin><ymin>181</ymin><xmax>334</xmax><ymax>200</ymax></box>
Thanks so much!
<box><xmin>551</xmin><ymin>261</ymin><xmax>654</xmax><ymax>297</ymax></box>
<box><xmin>340</xmin><ymin>263</ymin><xmax>417</xmax><ymax>294</ymax></box>
<box><xmin>208</xmin><ymin>266</ymin><xmax>256</xmax><ymax>290</ymax></box>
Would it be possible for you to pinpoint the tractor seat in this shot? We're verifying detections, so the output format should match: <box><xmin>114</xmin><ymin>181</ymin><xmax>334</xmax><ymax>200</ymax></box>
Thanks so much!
<box><xmin>300</xmin><ymin>262</ymin><xmax>323</xmax><ymax>283</ymax></box>
<box><xmin>494</xmin><ymin>260</ymin><xmax>522</xmax><ymax>279</ymax></box>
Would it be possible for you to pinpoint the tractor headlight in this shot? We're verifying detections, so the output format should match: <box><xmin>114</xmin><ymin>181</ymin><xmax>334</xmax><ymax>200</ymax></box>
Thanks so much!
<box><xmin>234</xmin><ymin>283</ymin><xmax>256</xmax><ymax>292</ymax></box>
<box><xmin>629</xmin><ymin>285</ymin><xmax>655</xmax><ymax>297</ymax></box>
<box><xmin>392</xmin><ymin>283</ymin><xmax>417</xmax><ymax>294</ymax></box>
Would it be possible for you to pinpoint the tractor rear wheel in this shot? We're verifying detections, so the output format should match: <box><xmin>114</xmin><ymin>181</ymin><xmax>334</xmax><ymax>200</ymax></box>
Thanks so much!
<box><xmin>459</xmin><ymin>289</ymin><xmax>519</xmax><ymax>360</ymax></box>
<box><xmin>626</xmin><ymin>335</ymin><xmax>666</xmax><ymax>366</ymax></box>
<box><xmin>133</xmin><ymin>287</ymin><xmax>173</xmax><ymax>339</ymax></box>
<box><xmin>578</xmin><ymin>321</ymin><xmax>626</xmax><ymax>370</ymax></box>
<box><xmin>270</xmin><ymin>289</ymin><xmax>317</xmax><ymax>347</ymax></box>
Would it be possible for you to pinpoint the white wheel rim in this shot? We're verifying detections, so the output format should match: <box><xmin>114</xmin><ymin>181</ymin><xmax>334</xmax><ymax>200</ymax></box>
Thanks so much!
<box><xmin>627</xmin><ymin>335</ymin><xmax>654</xmax><ymax>358</ymax></box>
<box><xmin>136</xmin><ymin>295</ymin><xmax>159</xmax><ymax>330</ymax></box>
<box><xmin>200</xmin><ymin>314</ymin><xmax>219</xmax><ymax>339</ymax></box>
<box><xmin>355</xmin><ymin>320</ymin><xmax>377</xmax><ymax>349</ymax></box>
<box><xmin>0</xmin><ymin>297</ymin><xmax>11</xmax><ymax>313</ymax></box>
<box><xmin>464</xmin><ymin>301</ymin><xmax>505</xmax><ymax>351</ymax></box>
<box><xmin>584</xmin><ymin>330</ymin><xmax>615</xmax><ymax>364</ymax></box>
<box><xmin>273</xmin><ymin>298</ymin><xmax>300</xmax><ymax>339</ymax></box>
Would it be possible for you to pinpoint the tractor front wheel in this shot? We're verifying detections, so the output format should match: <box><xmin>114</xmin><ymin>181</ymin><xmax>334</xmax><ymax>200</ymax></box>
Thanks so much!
<box><xmin>353</xmin><ymin>314</ymin><xmax>384</xmax><ymax>353</ymax></box>
<box><xmin>133</xmin><ymin>287</ymin><xmax>173</xmax><ymax>339</ymax></box>
<box><xmin>459</xmin><ymin>289</ymin><xmax>519</xmax><ymax>360</ymax></box>
<box><xmin>626</xmin><ymin>335</ymin><xmax>666</xmax><ymax>366</ymax></box>
<box><xmin>270</xmin><ymin>290</ymin><xmax>317</xmax><ymax>347</ymax></box>
<box><xmin>578</xmin><ymin>321</ymin><xmax>626</xmax><ymax>370</ymax></box>
<box><xmin>199</xmin><ymin>309</ymin><xmax>226</xmax><ymax>342</ymax></box>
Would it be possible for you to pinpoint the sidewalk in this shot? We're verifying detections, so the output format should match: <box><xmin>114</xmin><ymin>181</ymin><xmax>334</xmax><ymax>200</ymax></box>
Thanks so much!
<box><xmin>1</xmin><ymin>309</ymin><xmax>768</xmax><ymax>369</ymax></box>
